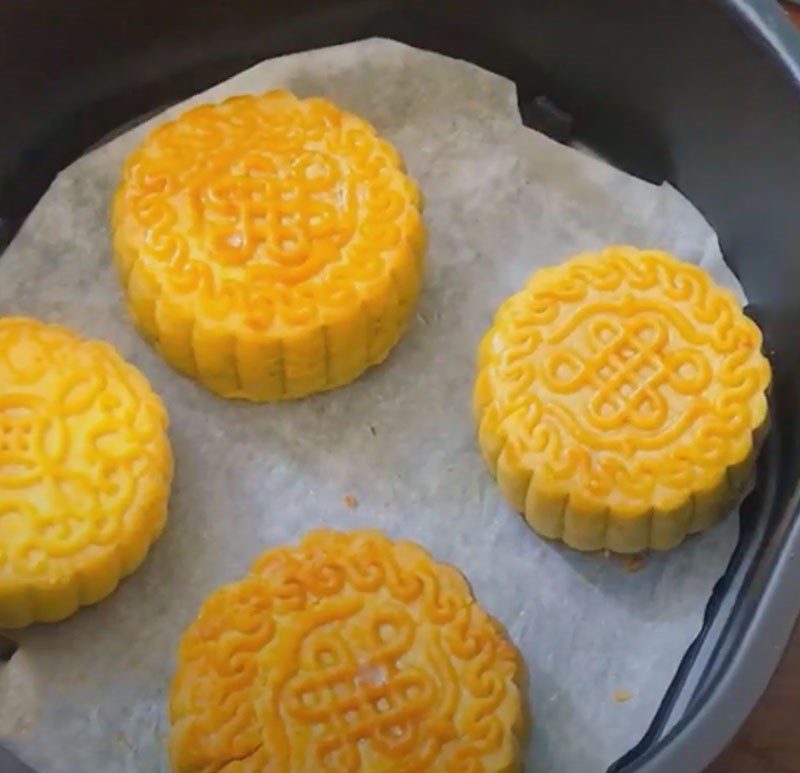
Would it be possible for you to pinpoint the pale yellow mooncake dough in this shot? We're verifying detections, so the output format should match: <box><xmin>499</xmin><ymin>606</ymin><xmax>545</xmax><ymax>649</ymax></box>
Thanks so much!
<box><xmin>0</xmin><ymin>318</ymin><xmax>172</xmax><ymax>627</ymax></box>
<box><xmin>113</xmin><ymin>90</ymin><xmax>425</xmax><ymax>401</ymax></box>
<box><xmin>475</xmin><ymin>247</ymin><xmax>771</xmax><ymax>553</ymax></box>
<box><xmin>169</xmin><ymin>529</ymin><xmax>524</xmax><ymax>772</ymax></box>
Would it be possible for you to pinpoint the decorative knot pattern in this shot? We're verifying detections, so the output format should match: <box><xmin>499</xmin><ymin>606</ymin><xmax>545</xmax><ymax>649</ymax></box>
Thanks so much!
<box><xmin>113</xmin><ymin>90</ymin><xmax>424</xmax><ymax>333</ymax></box>
<box><xmin>475</xmin><ymin>247</ymin><xmax>771</xmax><ymax>514</ymax></box>
<box><xmin>169</xmin><ymin>530</ymin><xmax>522</xmax><ymax>772</ymax></box>
<box><xmin>112</xmin><ymin>91</ymin><xmax>424</xmax><ymax>400</ymax></box>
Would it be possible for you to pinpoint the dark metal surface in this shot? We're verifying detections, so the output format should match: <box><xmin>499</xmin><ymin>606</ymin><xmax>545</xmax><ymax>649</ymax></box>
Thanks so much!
<box><xmin>0</xmin><ymin>636</ymin><xmax>17</xmax><ymax>663</ymax></box>
<box><xmin>0</xmin><ymin>747</ymin><xmax>34</xmax><ymax>773</ymax></box>
<box><xmin>1</xmin><ymin>1</ymin><xmax>800</xmax><ymax>771</ymax></box>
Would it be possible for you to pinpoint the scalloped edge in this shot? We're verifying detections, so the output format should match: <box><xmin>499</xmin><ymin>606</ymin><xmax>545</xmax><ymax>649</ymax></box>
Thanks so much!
<box><xmin>475</xmin><ymin>347</ymin><xmax>770</xmax><ymax>552</ymax></box>
<box><xmin>477</xmin><ymin>409</ymin><xmax>768</xmax><ymax>553</ymax></box>
<box><xmin>116</xmin><ymin>237</ymin><xmax>424</xmax><ymax>401</ymax></box>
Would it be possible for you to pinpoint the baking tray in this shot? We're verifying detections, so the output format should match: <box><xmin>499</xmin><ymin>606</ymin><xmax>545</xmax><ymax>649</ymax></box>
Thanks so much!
<box><xmin>1</xmin><ymin>1</ymin><xmax>800</xmax><ymax>771</ymax></box>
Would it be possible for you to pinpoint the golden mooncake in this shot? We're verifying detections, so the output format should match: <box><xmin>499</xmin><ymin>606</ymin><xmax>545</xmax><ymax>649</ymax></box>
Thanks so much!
<box><xmin>474</xmin><ymin>247</ymin><xmax>771</xmax><ymax>553</ymax></box>
<box><xmin>0</xmin><ymin>318</ymin><xmax>172</xmax><ymax>627</ymax></box>
<box><xmin>112</xmin><ymin>90</ymin><xmax>425</xmax><ymax>401</ymax></box>
<box><xmin>169</xmin><ymin>529</ymin><xmax>523</xmax><ymax>772</ymax></box>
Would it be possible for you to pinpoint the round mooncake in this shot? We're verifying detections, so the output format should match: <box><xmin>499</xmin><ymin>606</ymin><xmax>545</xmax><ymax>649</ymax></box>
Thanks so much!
<box><xmin>169</xmin><ymin>530</ymin><xmax>523</xmax><ymax>772</ymax></box>
<box><xmin>112</xmin><ymin>90</ymin><xmax>425</xmax><ymax>401</ymax></box>
<box><xmin>474</xmin><ymin>247</ymin><xmax>771</xmax><ymax>553</ymax></box>
<box><xmin>0</xmin><ymin>318</ymin><xmax>172</xmax><ymax>627</ymax></box>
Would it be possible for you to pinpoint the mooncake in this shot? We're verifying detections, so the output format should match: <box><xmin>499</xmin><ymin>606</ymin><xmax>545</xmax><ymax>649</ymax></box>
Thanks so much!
<box><xmin>169</xmin><ymin>529</ymin><xmax>523</xmax><ymax>772</ymax></box>
<box><xmin>0</xmin><ymin>318</ymin><xmax>172</xmax><ymax>627</ymax></box>
<box><xmin>474</xmin><ymin>247</ymin><xmax>771</xmax><ymax>553</ymax></box>
<box><xmin>112</xmin><ymin>90</ymin><xmax>425</xmax><ymax>401</ymax></box>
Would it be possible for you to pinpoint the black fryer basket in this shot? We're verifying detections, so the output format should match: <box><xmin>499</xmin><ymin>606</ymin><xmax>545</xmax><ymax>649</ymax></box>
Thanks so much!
<box><xmin>1</xmin><ymin>1</ymin><xmax>800</xmax><ymax>770</ymax></box>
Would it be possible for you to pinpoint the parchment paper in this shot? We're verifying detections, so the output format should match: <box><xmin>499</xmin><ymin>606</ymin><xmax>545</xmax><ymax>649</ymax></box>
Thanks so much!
<box><xmin>0</xmin><ymin>39</ymin><xmax>744</xmax><ymax>773</ymax></box>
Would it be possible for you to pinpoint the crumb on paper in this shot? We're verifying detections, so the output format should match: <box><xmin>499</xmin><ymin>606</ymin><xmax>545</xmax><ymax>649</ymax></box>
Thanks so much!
<box><xmin>344</xmin><ymin>495</ymin><xmax>358</xmax><ymax>509</ymax></box>
<box><xmin>613</xmin><ymin>690</ymin><xmax>633</xmax><ymax>703</ymax></box>
<box><xmin>115</xmin><ymin>732</ymin><xmax>132</xmax><ymax>749</ymax></box>
<box><xmin>623</xmin><ymin>554</ymin><xmax>646</xmax><ymax>573</ymax></box>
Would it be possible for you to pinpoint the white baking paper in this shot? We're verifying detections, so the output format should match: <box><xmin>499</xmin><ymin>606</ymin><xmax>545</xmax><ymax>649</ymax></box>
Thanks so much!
<box><xmin>0</xmin><ymin>39</ymin><xmax>744</xmax><ymax>773</ymax></box>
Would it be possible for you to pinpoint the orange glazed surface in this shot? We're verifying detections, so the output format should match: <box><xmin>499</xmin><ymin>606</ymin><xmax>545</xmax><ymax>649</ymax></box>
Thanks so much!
<box><xmin>112</xmin><ymin>90</ymin><xmax>425</xmax><ymax>401</ymax></box>
<box><xmin>0</xmin><ymin>318</ymin><xmax>172</xmax><ymax>627</ymax></box>
<box><xmin>474</xmin><ymin>247</ymin><xmax>771</xmax><ymax>552</ymax></box>
<box><xmin>169</xmin><ymin>530</ymin><xmax>523</xmax><ymax>772</ymax></box>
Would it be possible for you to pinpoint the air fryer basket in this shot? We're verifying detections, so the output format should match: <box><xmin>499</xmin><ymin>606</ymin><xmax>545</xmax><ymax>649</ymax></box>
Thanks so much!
<box><xmin>2</xmin><ymin>1</ymin><xmax>800</xmax><ymax>770</ymax></box>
